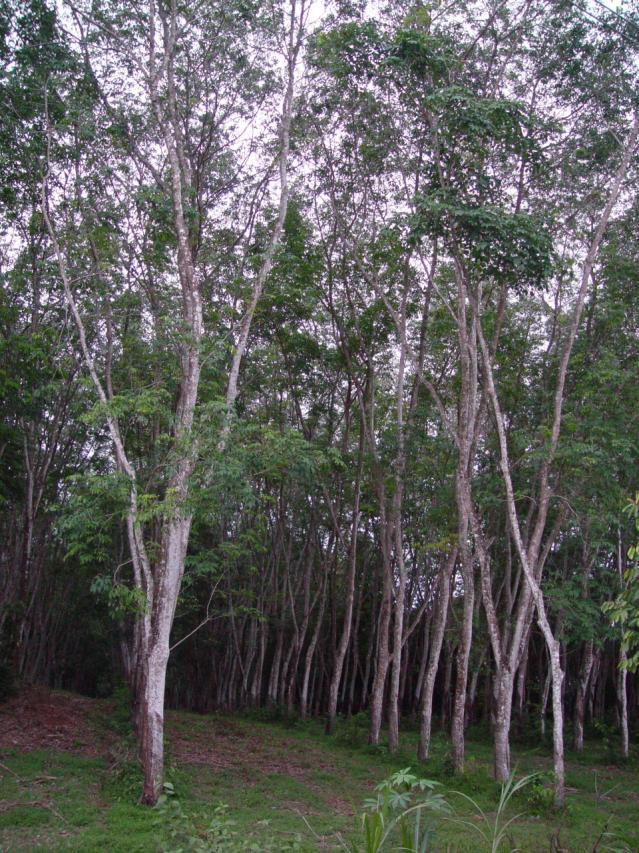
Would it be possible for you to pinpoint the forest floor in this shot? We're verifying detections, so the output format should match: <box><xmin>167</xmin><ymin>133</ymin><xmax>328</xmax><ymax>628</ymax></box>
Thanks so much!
<box><xmin>0</xmin><ymin>688</ymin><xmax>638</xmax><ymax>851</ymax></box>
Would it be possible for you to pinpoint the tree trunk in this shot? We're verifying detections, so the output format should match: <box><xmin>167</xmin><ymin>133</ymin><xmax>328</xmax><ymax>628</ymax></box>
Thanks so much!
<box><xmin>441</xmin><ymin>639</ymin><xmax>453</xmax><ymax>730</ymax></box>
<box><xmin>618</xmin><ymin>645</ymin><xmax>629</xmax><ymax>759</ymax></box>
<box><xmin>347</xmin><ymin>587</ymin><xmax>363</xmax><ymax>716</ymax></box>
<box><xmin>388</xmin><ymin>511</ymin><xmax>407</xmax><ymax>753</ymax></box>
<box><xmin>325</xmin><ymin>430</ymin><xmax>363</xmax><ymax>734</ymax></box>
<box><xmin>368</xmin><ymin>500</ymin><xmax>393</xmax><ymax>746</ymax></box>
<box><xmin>493</xmin><ymin>667</ymin><xmax>515</xmax><ymax>782</ymax></box>
<box><xmin>540</xmin><ymin>660</ymin><xmax>551</xmax><ymax>737</ymax></box>
<box><xmin>573</xmin><ymin>640</ymin><xmax>594</xmax><ymax>752</ymax></box>
<box><xmin>418</xmin><ymin>549</ymin><xmax>456</xmax><ymax>760</ymax></box>
<box><xmin>414</xmin><ymin>611</ymin><xmax>432</xmax><ymax>705</ymax></box>
<box><xmin>451</xmin><ymin>495</ymin><xmax>474</xmax><ymax>773</ymax></box>
<box><xmin>300</xmin><ymin>573</ymin><xmax>327</xmax><ymax>720</ymax></box>
<box><xmin>549</xmin><ymin>638</ymin><xmax>566</xmax><ymax>807</ymax></box>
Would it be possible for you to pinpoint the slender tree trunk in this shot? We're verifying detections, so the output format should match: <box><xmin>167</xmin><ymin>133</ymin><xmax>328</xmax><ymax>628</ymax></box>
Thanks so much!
<box><xmin>347</xmin><ymin>587</ymin><xmax>362</xmax><ymax>715</ymax></box>
<box><xmin>451</xmin><ymin>551</ymin><xmax>474</xmax><ymax>772</ymax></box>
<box><xmin>361</xmin><ymin>565</ymin><xmax>378</xmax><ymax>709</ymax></box>
<box><xmin>326</xmin><ymin>427</ymin><xmax>363</xmax><ymax>734</ymax></box>
<box><xmin>618</xmin><ymin>648</ymin><xmax>629</xmax><ymax>758</ymax></box>
<box><xmin>540</xmin><ymin>659</ymin><xmax>551</xmax><ymax>737</ymax></box>
<box><xmin>368</xmin><ymin>497</ymin><xmax>393</xmax><ymax>746</ymax></box>
<box><xmin>617</xmin><ymin>530</ymin><xmax>630</xmax><ymax>758</ymax></box>
<box><xmin>548</xmin><ymin>639</ymin><xmax>566</xmax><ymax>805</ymax></box>
<box><xmin>251</xmin><ymin>621</ymin><xmax>268</xmax><ymax>708</ymax></box>
<box><xmin>414</xmin><ymin>612</ymin><xmax>432</xmax><ymax>705</ymax></box>
<box><xmin>300</xmin><ymin>571</ymin><xmax>327</xmax><ymax>720</ymax></box>
<box><xmin>268</xmin><ymin>630</ymin><xmax>284</xmax><ymax>707</ymax></box>
<box><xmin>418</xmin><ymin>549</ymin><xmax>456</xmax><ymax>760</ymax></box>
<box><xmin>139</xmin><ymin>515</ymin><xmax>191</xmax><ymax>802</ymax></box>
<box><xmin>388</xmin><ymin>503</ymin><xmax>407</xmax><ymax>753</ymax></box>
<box><xmin>573</xmin><ymin>640</ymin><xmax>594</xmax><ymax>752</ymax></box>
<box><xmin>441</xmin><ymin>640</ymin><xmax>453</xmax><ymax>730</ymax></box>
<box><xmin>515</xmin><ymin>639</ymin><xmax>529</xmax><ymax>726</ymax></box>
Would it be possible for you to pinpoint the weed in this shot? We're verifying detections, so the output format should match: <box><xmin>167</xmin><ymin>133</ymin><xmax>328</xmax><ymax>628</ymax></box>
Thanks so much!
<box><xmin>520</xmin><ymin>772</ymin><xmax>555</xmax><ymax>816</ymax></box>
<box><xmin>593</xmin><ymin>771</ymin><xmax>622</xmax><ymax>806</ymax></box>
<box><xmin>445</xmin><ymin>772</ymin><xmax>539</xmax><ymax>852</ymax></box>
<box><xmin>156</xmin><ymin>782</ymin><xmax>302</xmax><ymax>851</ymax></box>
<box><xmin>337</xmin><ymin>767</ymin><xmax>449</xmax><ymax>852</ymax></box>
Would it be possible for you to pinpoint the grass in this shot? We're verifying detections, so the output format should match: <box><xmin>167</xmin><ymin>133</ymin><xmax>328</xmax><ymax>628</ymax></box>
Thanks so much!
<box><xmin>0</xmin><ymin>696</ymin><xmax>638</xmax><ymax>850</ymax></box>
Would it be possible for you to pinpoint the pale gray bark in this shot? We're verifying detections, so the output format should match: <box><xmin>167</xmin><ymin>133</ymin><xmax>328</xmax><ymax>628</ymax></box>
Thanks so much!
<box><xmin>43</xmin><ymin>0</ymin><xmax>308</xmax><ymax>804</ymax></box>
<box><xmin>618</xmin><ymin>650</ymin><xmax>629</xmax><ymax>759</ymax></box>
<box><xmin>418</xmin><ymin>548</ymin><xmax>457</xmax><ymax>760</ymax></box>
<box><xmin>300</xmin><ymin>562</ymin><xmax>328</xmax><ymax>720</ymax></box>
<box><xmin>474</xmin><ymin>111</ymin><xmax>639</xmax><ymax>807</ymax></box>
<box><xmin>221</xmin><ymin>0</ymin><xmax>308</xmax><ymax>445</ymax></box>
<box><xmin>573</xmin><ymin>641</ymin><xmax>594</xmax><ymax>752</ymax></box>
<box><xmin>325</xmin><ymin>423</ymin><xmax>364</xmax><ymax>733</ymax></box>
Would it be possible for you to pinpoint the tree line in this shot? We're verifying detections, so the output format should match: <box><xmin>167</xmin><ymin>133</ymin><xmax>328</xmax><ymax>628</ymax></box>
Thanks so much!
<box><xmin>1</xmin><ymin>0</ymin><xmax>639</xmax><ymax>808</ymax></box>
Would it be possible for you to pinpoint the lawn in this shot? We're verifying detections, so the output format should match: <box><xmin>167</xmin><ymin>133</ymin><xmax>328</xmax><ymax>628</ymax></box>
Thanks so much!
<box><xmin>0</xmin><ymin>690</ymin><xmax>637</xmax><ymax>851</ymax></box>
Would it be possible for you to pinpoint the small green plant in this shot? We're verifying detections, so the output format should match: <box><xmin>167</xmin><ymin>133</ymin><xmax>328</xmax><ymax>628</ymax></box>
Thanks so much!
<box><xmin>342</xmin><ymin>767</ymin><xmax>450</xmax><ymax>852</ymax></box>
<box><xmin>156</xmin><ymin>782</ymin><xmax>302</xmax><ymax>851</ymax></box>
<box><xmin>440</xmin><ymin>750</ymin><xmax>456</xmax><ymax>777</ymax></box>
<box><xmin>588</xmin><ymin>818</ymin><xmax>633</xmax><ymax>852</ymax></box>
<box><xmin>446</xmin><ymin>772</ymin><xmax>538</xmax><ymax>852</ymax></box>
<box><xmin>103</xmin><ymin>753</ymin><xmax>143</xmax><ymax>802</ymax></box>
<box><xmin>593</xmin><ymin>771</ymin><xmax>622</xmax><ymax>805</ymax></box>
<box><xmin>157</xmin><ymin>784</ymin><xmax>235</xmax><ymax>852</ymax></box>
<box><xmin>525</xmin><ymin>776</ymin><xmax>555</xmax><ymax>816</ymax></box>
<box><xmin>365</xmin><ymin>743</ymin><xmax>389</xmax><ymax>759</ymax></box>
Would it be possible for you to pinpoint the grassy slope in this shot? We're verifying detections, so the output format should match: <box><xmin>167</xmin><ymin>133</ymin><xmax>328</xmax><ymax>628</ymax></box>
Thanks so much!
<box><xmin>0</xmin><ymin>694</ymin><xmax>638</xmax><ymax>851</ymax></box>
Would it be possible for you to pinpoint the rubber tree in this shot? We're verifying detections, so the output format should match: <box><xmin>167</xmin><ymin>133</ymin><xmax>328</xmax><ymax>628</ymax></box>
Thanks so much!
<box><xmin>42</xmin><ymin>0</ymin><xmax>307</xmax><ymax>804</ymax></box>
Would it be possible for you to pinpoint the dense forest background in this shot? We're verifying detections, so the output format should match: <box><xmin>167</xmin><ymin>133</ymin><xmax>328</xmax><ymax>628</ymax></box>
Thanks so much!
<box><xmin>1</xmin><ymin>0</ymin><xmax>639</xmax><ymax>809</ymax></box>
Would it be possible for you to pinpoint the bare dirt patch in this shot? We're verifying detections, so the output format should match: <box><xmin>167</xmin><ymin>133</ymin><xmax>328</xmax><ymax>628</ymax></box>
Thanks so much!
<box><xmin>168</xmin><ymin>712</ymin><xmax>332</xmax><ymax>778</ymax></box>
<box><xmin>0</xmin><ymin>691</ymin><xmax>354</xmax><ymax>816</ymax></box>
<box><xmin>166</xmin><ymin>712</ymin><xmax>353</xmax><ymax>815</ymax></box>
<box><xmin>0</xmin><ymin>687</ymin><xmax>105</xmax><ymax>757</ymax></box>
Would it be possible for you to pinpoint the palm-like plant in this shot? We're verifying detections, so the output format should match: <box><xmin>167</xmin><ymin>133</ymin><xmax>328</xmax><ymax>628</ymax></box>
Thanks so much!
<box><xmin>342</xmin><ymin>767</ymin><xmax>450</xmax><ymax>852</ymax></box>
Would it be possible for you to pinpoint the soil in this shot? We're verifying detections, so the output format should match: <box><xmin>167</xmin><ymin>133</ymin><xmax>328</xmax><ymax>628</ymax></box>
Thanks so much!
<box><xmin>0</xmin><ymin>689</ymin><xmax>353</xmax><ymax>815</ymax></box>
<box><xmin>0</xmin><ymin>687</ymin><xmax>105</xmax><ymax>757</ymax></box>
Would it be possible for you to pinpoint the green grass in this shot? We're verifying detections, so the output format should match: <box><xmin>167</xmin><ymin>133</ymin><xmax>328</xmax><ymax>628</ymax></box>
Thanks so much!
<box><xmin>1</xmin><ymin>701</ymin><xmax>638</xmax><ymax>851</ymax></box>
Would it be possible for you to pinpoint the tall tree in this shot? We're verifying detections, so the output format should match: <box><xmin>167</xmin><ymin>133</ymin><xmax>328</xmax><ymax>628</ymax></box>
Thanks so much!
<box><xmin>42</xmin><ymin>0</ymin><xmax>307</xmax><ymax>803</ymax></box>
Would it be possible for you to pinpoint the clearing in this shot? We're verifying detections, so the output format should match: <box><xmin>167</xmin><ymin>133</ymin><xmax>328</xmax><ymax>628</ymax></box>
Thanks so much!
<box><xmin>0</xmin><ymin>688</ymin><xmax>637</xmax><ymax>851</ymax></box>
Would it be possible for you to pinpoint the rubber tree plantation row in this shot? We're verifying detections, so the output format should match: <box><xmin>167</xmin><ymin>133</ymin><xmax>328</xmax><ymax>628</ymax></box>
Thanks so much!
<box><xmin>1</xmin><ymin>0</ymin><xmax>639</xmax><ymax>809</ymax></box>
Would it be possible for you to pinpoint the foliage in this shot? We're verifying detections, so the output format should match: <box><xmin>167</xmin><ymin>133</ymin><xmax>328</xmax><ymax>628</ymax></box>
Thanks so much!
<box><xmin>524</xmin><ymin>775</ymin><xmax>556</xmax><ymax>817</ymax></box>
<box><xmin>603</xmin><ymin>496</ymin><xmax>639</xmax><ymax>670</ymax></box>
<box><xmin>2</xmin><ymin>0</ymin><xmax>639</xmax><ymax>823</ymax></box>
<box><xmin>343</xmin><ymin>768</ymin><xmax>450</xmax><ymax>852</ymax></box>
